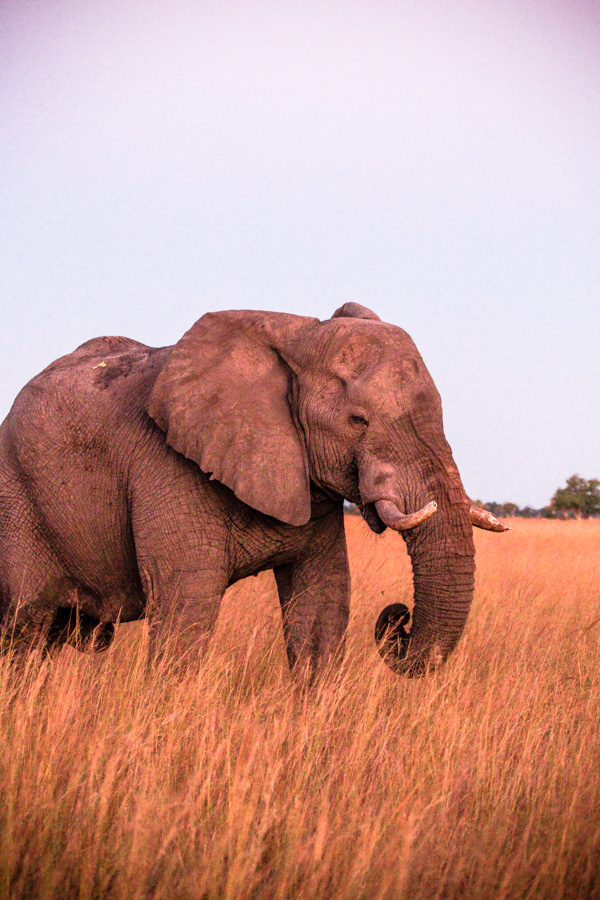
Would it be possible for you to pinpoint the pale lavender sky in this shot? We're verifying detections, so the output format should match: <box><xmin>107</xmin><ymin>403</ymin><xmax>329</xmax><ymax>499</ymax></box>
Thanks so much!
<box><xmin>1</xmin><ymin>0</ymin><xmax>599</xmax><ymax>507</ymax></box>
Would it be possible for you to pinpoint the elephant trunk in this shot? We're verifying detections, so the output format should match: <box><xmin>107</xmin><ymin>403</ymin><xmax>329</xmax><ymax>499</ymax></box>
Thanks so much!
<box><xmin>375</xmin><ymin>485</ymin><xmax>475</xmax><ymax>677</ymax></box>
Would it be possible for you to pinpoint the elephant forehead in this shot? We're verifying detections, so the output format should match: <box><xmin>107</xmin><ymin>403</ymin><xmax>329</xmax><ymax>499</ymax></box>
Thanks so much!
<box><xmin>314</xmin><ymin>320</ymin><xmax>416</xmax><ymax>375</ymax></box>
<box><xmin>348</xmin><ymin>359</ymin><xmax>436</xmax><ymax>415</ymax></box>
<box><xmin>328</xmin><ymin>335</ymin><xmax>384</xmax><ymax>376</ymax></box>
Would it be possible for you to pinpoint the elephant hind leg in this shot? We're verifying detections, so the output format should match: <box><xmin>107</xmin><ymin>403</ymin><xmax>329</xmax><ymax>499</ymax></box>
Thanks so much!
<box><xmin>1</xmin><ymin>578</ymin><xmax>115</xmax><ymax>659</ymax></box>
<box><xmin>1</xmin><ymin>589</ymin><xmax>64</xmax><ymax>658</ymax></box>
<box><xmin>0</xmin><ymin>499</ymin><xmax>71</xmax><ymax>657</ymax></box>
<box><xmin>46</xmin><ymin>607</ymin><xmax>115</xmax><ymax>654</ymax></box>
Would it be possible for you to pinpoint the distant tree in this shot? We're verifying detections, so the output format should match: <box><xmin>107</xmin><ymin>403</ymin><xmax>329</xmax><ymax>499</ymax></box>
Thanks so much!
<box><xmin>484</xmin><ymin>501</ymin><xmax>520</xmax><ymax>517</ymax></box>
<box><xmin>517</xmin><ymin>506</ymin><xmax>540</xmax><ymax>518</ymax></box>
<box><xmin>483</xmin><ymin>501</ymin><xmax>502</xmax><ymax>516</ymax></box>
<box><xmin>551</xmin><ymin>475</ymin><xmax>600</xmax><ymax>519</ymax></box>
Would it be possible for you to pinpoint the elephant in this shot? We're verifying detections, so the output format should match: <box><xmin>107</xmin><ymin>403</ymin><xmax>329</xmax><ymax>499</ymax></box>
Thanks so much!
<box><xmin>0</xmin><ymin>302</ymin><xmax>507</xmax><ymax>678</ymax></box>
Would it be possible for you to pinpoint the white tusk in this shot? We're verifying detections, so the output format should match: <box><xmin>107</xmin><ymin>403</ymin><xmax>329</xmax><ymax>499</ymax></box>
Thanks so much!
<box><xmin>374</xmin><ymin>499</ymin><xmax>438</xmax><ymax>532</ymax></box>
<box><xmin>470</xmin><ymin>505</ymin><xmax>511</xmax><ymax>532</ymax></box>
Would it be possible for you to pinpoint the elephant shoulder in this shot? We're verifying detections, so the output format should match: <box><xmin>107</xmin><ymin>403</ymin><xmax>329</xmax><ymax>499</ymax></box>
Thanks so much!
<box><xmin>4</xmin><ymin>338</ymin><xmax>168</xmax><ymax>470</ymax></box>
<box><xmin>33</xmin><ymin>337</ymin><xmax>161</xmax><ymax>393</ymax></box>
<box><xmin>7</xmin><ymin>337</ymin><xmax>166</xmax><ymax>432</ymax></box>
<box><xmin>74</xmin><ymin>335</ymin><xmax>146</xmax><ymax>355</ymax></box>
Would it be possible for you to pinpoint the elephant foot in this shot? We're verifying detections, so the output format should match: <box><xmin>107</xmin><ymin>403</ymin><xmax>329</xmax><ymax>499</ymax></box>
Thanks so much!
<box><xmin>48</xmin><ymin>608</ymin><xmax>115</xmax><ymax>654</ymax></box>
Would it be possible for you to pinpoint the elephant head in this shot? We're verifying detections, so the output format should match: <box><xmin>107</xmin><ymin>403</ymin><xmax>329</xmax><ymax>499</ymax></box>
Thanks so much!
<box><xmin>148</xmin><ymin>304</ymin><xmax>504</xmax><ymax>676</ymax></box>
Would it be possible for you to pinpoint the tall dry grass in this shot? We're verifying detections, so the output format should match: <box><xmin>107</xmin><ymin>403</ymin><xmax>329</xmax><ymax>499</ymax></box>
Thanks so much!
<box><xmin>1</xmin><ymin>518</ymin><xmax>600</xmax><ymax>900</ymax></box>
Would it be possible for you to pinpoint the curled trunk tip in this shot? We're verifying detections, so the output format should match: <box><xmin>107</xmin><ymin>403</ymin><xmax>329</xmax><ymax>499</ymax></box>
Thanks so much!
<box><xmin>374</xmin><ymin>603</ymin><xmax>446</xmax><ymax>677</ymax></box>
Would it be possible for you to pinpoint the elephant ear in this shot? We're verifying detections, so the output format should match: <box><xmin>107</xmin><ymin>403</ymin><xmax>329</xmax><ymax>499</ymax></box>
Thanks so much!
<box><xmin>331</xmin><ymin>302</ymin><xmax>381</xmax><ymax>321</ymax></box>
<box><xmin>147</xmin><ymin>311</ymin><xmax>312</xmax><ymax>526</ymax></box>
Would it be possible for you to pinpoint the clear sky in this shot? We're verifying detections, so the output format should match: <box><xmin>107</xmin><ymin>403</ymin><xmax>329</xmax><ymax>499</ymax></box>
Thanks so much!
<box><xmin>1</xmin><ymin>0</ymin><xmax>599</xmax><ymax>508</ymax></box>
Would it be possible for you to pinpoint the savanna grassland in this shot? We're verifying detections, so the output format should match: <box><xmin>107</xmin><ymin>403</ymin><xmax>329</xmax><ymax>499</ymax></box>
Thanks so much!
<box><xmin>1</xmin><ymin>518</ymin><xmax>600</xmax><ymax>900</ymax></box>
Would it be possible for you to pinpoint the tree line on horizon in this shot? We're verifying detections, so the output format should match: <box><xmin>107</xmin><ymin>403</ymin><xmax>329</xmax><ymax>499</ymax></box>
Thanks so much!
<box><xmin>474</xmin><ymin>474</ymin><xmax>600</xmax><ymax>520</ymax></box>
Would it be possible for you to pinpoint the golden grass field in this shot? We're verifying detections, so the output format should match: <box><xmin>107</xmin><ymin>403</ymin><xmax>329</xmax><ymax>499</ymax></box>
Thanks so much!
<box><xmin>1</xmin><ymin>517</ymin><xmax>600</xmax><ymax>900</ymax></box>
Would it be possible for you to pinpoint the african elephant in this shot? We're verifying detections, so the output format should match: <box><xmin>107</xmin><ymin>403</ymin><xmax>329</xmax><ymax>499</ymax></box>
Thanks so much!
<box><xmin>0</xmin><ymin>303</ymin><xmax>507</xmax><ymax>678</ymax></box>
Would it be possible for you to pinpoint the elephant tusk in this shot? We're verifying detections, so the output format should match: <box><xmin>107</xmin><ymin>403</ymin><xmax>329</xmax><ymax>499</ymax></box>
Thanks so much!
<box><xmin>469</xmin><ymin>504</ymin><xmax>511</xmax><ymax>532</ymax></box>
<box><xmin>374</xmin><ymin>499</ymin><xmax>437</xmax><ymax>532</ymax></box>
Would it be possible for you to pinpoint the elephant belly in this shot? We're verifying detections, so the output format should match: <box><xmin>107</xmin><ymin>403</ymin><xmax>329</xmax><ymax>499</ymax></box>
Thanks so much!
<box><xmin>49</xmin><ymin>528</ymin><xmax>146</xmax><ymax>622</ymax></box>
<box><xmin>74</xmin><ymin>584</ymin><xmax>146</xmax><ymax>623</ymax></box>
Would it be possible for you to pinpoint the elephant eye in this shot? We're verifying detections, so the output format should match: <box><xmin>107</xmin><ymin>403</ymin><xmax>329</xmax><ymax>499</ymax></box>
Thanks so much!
<box><xmin>350</xmin><ymin>413</ymin><xmax>368</xmax><ymax>427</ymax></box>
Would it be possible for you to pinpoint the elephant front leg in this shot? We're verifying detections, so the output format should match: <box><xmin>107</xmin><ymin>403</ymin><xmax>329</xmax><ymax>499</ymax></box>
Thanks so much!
<box><xmin>144</xmin><ymin>570</ymin><xmax>227</xmax><ymax>674</ymax></box>
<box><xmin>274</xmin><ymin>512</ymin><xmax>350</xmax><ymax>681</ymax></box>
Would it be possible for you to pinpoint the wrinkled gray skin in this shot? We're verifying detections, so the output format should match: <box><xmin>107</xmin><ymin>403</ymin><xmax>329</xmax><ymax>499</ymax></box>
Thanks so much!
<box><xmin>0</xmin><ymin>304</ymin><xmax>475</xmax><ymax>678</ymax></box>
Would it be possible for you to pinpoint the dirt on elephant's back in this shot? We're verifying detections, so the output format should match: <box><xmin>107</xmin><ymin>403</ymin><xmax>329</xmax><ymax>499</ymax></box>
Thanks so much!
<box><xmin>2</xmin><ymin>518</ymin><xmax>600</xmax><ymax>900</ymax></box>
